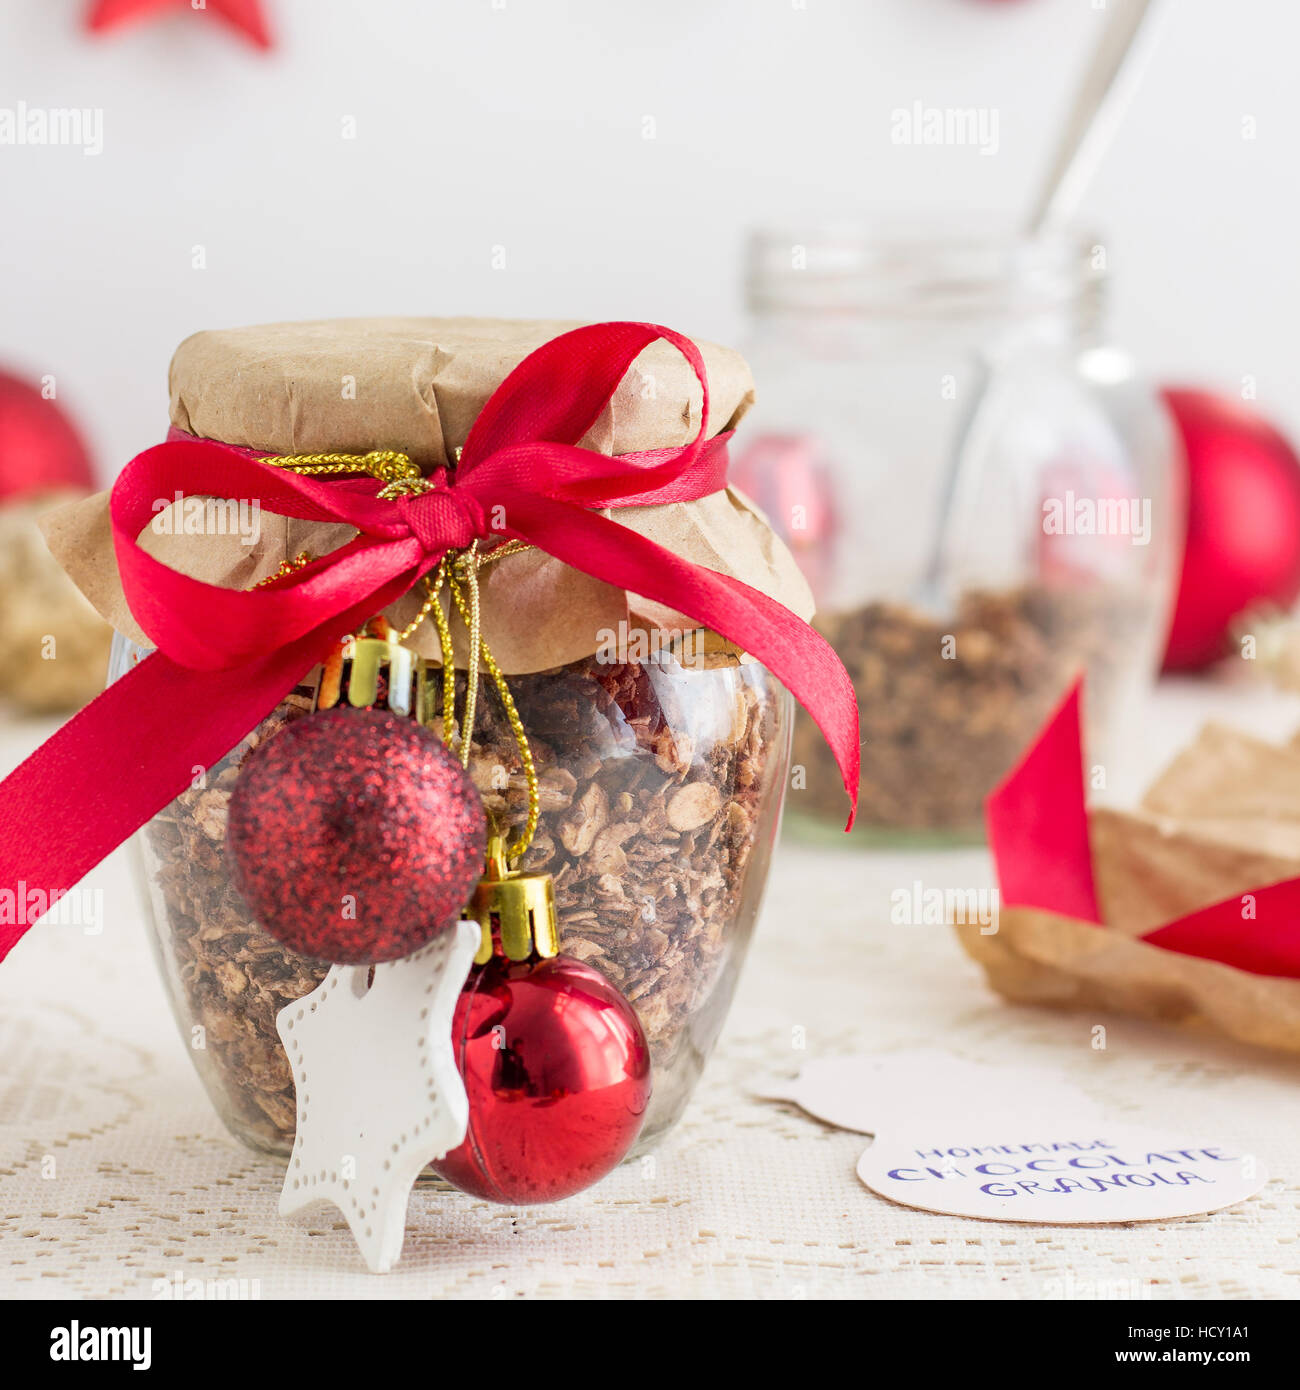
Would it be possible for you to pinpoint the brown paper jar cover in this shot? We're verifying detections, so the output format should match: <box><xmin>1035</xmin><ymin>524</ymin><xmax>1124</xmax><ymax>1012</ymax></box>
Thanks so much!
<box><xmin>43</xmin><ymin>317</ymin><xmax>812</xmax><ymax>673</ymax></box>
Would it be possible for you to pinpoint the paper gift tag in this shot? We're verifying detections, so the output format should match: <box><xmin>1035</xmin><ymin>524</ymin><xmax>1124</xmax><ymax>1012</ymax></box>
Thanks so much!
<box><xmin>763</xmin><ymin>1051</ymin><xmax>1267</xmax><ymax>1224</ymax></box>
<box><xmin>857</xmin><ymin>1124</ymin><xmax>1266</xmax><ymax>1224</ymax></box>
<box><xmin>758</xmin><ymin>1049</ymin><xmax>1100</xmax><ymax>1135</ymax></box>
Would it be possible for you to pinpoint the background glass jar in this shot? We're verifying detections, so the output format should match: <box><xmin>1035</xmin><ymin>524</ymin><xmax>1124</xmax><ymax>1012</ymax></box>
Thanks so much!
<box><xmin>735</xmin><ymin>226</ymin><xmax>1181</xmax><ymax>841</ymax></box>
<box><xmin>113</xmin><ymin>631</ymin><xmax>792</xmax><ymax>1157</ymax></box>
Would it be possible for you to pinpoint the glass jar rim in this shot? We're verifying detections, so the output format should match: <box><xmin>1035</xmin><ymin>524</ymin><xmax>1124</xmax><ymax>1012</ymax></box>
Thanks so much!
<box><xmin>746</xmin><ymin>223</ymin><xmax>1106</xmax><ymax>322</ymax></box>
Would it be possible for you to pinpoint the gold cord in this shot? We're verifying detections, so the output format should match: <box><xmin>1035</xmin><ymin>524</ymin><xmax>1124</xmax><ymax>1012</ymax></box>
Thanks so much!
<box><xmin>417</xmin><ymin>564</ymin><xmax>460</xmax><ymax>754</ymax></box>
<box><xmin>260</xmin><ymin>449</ymin><xmax>432</xmax><ymax>499</ymax></box>
<box><xmin>455</xmin><ymin>543</ymin><xmax>483</xmax><ymax>776</ymax></box>
<box><xmin>253</xmin><ymin>550</ymin><xmax>313</xmax><ymax>588</ymax></box>
<box><xmin>447</xmin><ymin>555</ymin><xmax>539</xmax><ymax>860</ymax></box>
<box><xmin>259</xmin><ymin>450</ymin><xmax>538</xmax><ymax>863</ymax></box>
<box><xmin>477</xmin><ymin>538</ymin><xmax>533</xmax><ymax>569</ymax></box>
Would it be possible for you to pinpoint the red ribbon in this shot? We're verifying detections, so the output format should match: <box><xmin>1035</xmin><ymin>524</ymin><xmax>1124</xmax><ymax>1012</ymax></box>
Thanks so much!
<box><xmin>987</xmin><ymin>680</ymin><xmax>1300</xmax><ymax>978</ymax></box>
<box><xmin>0</xmin><ymin>321</ymin><xmax>859</xmax><ymax>961</ymax></box>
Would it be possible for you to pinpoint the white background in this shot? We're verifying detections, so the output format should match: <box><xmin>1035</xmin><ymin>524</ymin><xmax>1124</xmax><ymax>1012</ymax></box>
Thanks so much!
<box><xmin>0</xmin><ymin>0</ymin><xmax>1296</xmax><ymax>479</ymax></box>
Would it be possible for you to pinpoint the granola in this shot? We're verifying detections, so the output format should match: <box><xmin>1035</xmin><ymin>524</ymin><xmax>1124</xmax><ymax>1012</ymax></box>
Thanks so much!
<box><xmin>789</xmin><ymin>584</ymin><xmax>1148</xmax><ymax>834</ymax></box>
<box><xmin>142</xmin><ymin>647</ymin><xmax>785</xmax><ymax>1154</ymax></box>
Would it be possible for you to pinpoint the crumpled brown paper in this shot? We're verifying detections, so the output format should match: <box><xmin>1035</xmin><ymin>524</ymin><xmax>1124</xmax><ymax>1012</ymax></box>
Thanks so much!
<box><xmin>41</xmin><ymin>317</ymin><xmax>813</xmax><ymax>673</ymax></box>
<box><xmin>0</xmin><ymin>491</ymin><xmax>112</xmax><ymax>713</ymax></box>
<box><xmin>956</xmin><ymin>724</ymin><xmax>1300</xmax><ymax>1055</ymax></box>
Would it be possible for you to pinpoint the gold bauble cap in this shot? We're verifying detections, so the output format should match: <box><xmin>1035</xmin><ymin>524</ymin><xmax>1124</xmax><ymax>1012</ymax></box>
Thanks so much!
<box><xmin>464</xmin><ymin>836</ymin><xmax>558</xmax><ymax>965</ymax></box>
<box><xmin>316</xmin><ymin>629</ymin><xmax>425</xmax><ymax>717</ymax></box>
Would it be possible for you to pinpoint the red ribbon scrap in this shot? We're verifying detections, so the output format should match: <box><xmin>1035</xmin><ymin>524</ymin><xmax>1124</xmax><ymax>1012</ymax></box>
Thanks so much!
<box><xmin>987</xmin><ymin>681</ymin><xmax>1300</xmax><ymax>978</ymax></box>
<box><xmin>0</xmin><ymin>322</ymin><xmax>859</xmax><ymax>961</ymax></box>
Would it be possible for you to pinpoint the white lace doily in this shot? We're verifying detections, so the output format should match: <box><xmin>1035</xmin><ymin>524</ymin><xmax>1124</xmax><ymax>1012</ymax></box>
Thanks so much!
<box><xmin>1</xmin><ymin>687</ymin><xmax>1298</xmax><ymax>1299</ymax></box>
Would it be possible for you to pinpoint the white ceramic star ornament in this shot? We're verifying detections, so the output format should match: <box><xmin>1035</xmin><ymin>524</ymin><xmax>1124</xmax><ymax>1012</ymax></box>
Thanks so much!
<box><xmin>276</xmin><ymin>918</ymin><xmax>480</xmax><ymax>1273</ymax></box>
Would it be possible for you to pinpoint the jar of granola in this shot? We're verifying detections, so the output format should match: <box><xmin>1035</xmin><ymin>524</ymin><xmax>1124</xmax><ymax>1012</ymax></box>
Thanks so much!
<box><xmin>737</xmin><ymin>227</ymin><xmax>1180</xmax><ymax>840</ymax></box>
<box><xmin>45</xmin><ymin>318</ymin><xmax>838</xmax><ymax>1160</ymax></box>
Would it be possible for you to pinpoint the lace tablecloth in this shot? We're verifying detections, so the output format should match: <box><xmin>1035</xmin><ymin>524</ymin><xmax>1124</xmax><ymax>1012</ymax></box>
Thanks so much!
<box><xmin>2</xmin><ymin>684</ymin><xmax>1299</xmax><ymax>1301</ymax></box>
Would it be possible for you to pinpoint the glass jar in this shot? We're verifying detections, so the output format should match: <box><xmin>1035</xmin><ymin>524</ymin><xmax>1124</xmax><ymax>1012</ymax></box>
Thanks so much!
<box><xmin>113</xmin><ymin>632</ymin><xmax>792</xmax><ymax>1157</ymax></box>
<box><xmin>735</xmin><ymin>227</ymin><xmax>1180</xmax><ymax>841</ymax></box>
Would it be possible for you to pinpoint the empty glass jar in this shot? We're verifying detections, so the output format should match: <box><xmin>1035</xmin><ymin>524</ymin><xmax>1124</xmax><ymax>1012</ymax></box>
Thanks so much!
<box><xmin>734</xmin><ymin>226</ymin><xmax>1181</xmax><ymax>841</ymax></box>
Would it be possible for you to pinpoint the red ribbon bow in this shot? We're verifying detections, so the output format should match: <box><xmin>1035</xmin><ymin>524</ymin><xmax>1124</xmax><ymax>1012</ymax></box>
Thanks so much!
<box><xmin>0</xmin><ymin>321</ymin><xmax>859</xmax><ymax>962</ymax></box>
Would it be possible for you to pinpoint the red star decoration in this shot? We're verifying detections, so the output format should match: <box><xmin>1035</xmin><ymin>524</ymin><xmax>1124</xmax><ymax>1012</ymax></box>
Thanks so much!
<box><xmin>85</xmin><ymin>0</ymin><xmax>273</xmax><ymax>50</ymax></box>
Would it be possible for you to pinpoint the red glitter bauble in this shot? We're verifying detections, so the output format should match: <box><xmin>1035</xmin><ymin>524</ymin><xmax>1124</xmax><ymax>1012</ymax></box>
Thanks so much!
<box><xmin>227</xmin><ymin>708</ymin><xmax>486</xmax><ymax>963</ymax></box>
<box><xmin>432</xmin><ymin>953</ymin><xmax>651</xmax><ymax>1203</ymax></box>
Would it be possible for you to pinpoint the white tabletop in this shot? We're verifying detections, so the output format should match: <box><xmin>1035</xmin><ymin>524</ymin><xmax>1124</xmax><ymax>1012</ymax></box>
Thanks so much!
<box><xmin>2</xmin><ymin>678</ymin><xmax>1300</xmax><ymax>1300</ymax></box>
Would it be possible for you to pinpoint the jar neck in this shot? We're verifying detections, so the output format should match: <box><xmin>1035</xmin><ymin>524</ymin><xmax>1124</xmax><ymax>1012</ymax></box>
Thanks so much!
<box><xmin>746</xmin><ymin>228</ymin><xmax>1109</xmax><ymax>358</ymax></box>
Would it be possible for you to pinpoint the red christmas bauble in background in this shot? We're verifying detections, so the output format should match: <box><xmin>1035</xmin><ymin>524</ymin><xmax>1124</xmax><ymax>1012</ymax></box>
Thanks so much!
<box><xmin>730</xmin><ymin>432</ymin><xmax>838</xmax><ymax>605</ymax></box>
<box><xmin>227</xmin><ymin>708</ymin><xmax>486</xmax><ymax>963</ymax></box>
<box><xmin>1161</xmin><ymin>389</ymin><xmax>1300</xmax><ymax>671</ymax></box>
<box><xmin>85</xmin><ymin>0</ymin><xmax>274</xmax><ymax>50</ymax></box>
<box><xmin>433</xmin><ymin>952</ymin><xmax>651</xmax><ymax>1203</ymax></box>
<box><xmin>0</xmin><ymin>371</ymin><xmax>95</xmax><ymax>502</ymax></box>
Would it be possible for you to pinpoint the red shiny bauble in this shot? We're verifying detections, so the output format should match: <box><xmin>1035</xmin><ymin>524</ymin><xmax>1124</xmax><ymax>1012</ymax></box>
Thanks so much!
<box><xmin>433</xmin><ymin>952</ymin><xmax>652</xmax><ymax>1203</ymax></box>
<box><xmin>1162</xmin><ymin>389</ymin><xmax>1300</xmax><ymax>670</ymax></box>
<box><xmin>227</xmin><ymin>708</ymin><xmax>486</xmax><ymax>963</ymax></box>
<box><xmin>0</xmin><ymin>371</ymin><xmax>95</xmax><ymax>502</ymax></box>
